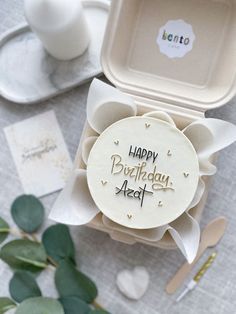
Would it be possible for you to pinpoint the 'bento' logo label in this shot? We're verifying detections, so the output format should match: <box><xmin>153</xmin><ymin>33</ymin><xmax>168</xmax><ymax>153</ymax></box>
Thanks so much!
<box><xmin>157</xmin><ymin>19</ymin><xmax>195</xmax><ymax>58</ymax></box>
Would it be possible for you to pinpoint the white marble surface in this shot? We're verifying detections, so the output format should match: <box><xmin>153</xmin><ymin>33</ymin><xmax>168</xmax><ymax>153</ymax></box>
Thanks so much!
<box><xmin>0</xmin><ymin>1</ymin><xmax>108</xmax><ymax>104</ymax></box>
<box><xmin>1</xmin><ymin>1</ymin><xmax>236</xmax><ymax>314</ymax></box>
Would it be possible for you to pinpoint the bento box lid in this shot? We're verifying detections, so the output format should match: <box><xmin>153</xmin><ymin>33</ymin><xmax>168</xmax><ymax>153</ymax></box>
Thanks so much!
<box><xmin>101</xmin><ymin>0</ymin><xmax>236</xmax><ymax>112</ymax></box>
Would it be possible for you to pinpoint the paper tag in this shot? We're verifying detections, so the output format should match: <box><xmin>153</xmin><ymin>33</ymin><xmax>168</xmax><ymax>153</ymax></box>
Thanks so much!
<box><xmin>4</xmin><ymin>110</ymin><xmax>73</xmax><ymax>197</ymax></box>
<box><xmin>156</xmin><ymin>19</ymin><xmax>195</xmax><ymax>58</ymax></box>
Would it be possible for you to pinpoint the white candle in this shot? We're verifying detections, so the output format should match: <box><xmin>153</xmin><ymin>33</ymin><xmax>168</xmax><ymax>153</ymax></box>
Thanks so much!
<box><xmin>24</xmin><ymin>0</ymin><xmax>90</xmax><ymax>60</ymax></box>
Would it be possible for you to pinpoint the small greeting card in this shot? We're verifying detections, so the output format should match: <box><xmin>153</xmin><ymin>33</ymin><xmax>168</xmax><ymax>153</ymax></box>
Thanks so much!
<box><xmin>4</xmin><ymin>110</ymin><xmax>73</xmax><ymax>197</ymax></box>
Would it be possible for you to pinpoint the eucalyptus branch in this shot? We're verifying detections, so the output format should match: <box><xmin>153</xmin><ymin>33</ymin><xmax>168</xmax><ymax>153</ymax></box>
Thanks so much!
<box><xmin>9</xmin><ymin>228</ymin><xmax>31</xmax><ymax>240</ymax></box>
<box><xmin>31</xmin><ymin>233</ymin><xmax>39</xmax><ymax>242</ymax></box>
<box><xmin>6</xmin><ymin>228</ymin><xmax>58</xmax><ymax>270</ymax></box>
<box><xmin>47</xmin><ymin>256</ymin><xmax>58</xmax><ymax>268</ymax></box>
<box><xmin>92</xmin><ymin>300</ymin><xmax>105</xmax><ymax>310</ymax></box>
<box><xmin>0</xmin><ymin>195</ymin><xmax>110</xmax><ymax>313</ymax></box>
<box><xmin>7</xmin><ymin>228</ymin><xmax>41</xmax><ymax>243</ymax></box>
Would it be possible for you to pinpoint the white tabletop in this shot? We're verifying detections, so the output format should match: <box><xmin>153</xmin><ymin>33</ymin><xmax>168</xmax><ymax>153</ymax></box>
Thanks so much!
<box><xmin>1</xmin><ymin>1</ymin><xmax>236</xmax><ymax>313</ymax></box>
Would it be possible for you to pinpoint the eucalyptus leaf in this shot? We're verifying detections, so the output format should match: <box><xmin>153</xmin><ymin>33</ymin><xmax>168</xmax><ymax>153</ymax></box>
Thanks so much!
<box><xmin>0</xmin><ymin>217</ymin><xmax>9</xmax><ymax>244</ymax></box>
<box><xmin>42</xmin><ymin>224</ymin><xmax>76</xmax><ymax>265</ymax></box>
<box><xmin>11</xmin><ymin>195</ymin><xmax>44</xmax><ymax>233</ymax></box>
<box><xmin>0</xmin><ymin>298</ymin><xmax>16</xmax><ymax>314</ymax></box>
<box><xmin>59</xmin><ymin>296</ymin><xmax>91</xmax><ymax>314</ymax></box>
<box><xmin>9</xmin><ymin>271</ymin><xmax>42</xmax><ymax>303</ymax></box>
<box><xmin>15</xmin><ymin>297</ymin><xmax>64</xmax><ymax>314</ymax></box>
<box><xmin>55</xmin><ymin>260</ymin><xmax>98</xmax><ymax>303</ymax></box>
<box><xmin>0</xmin><ymin>239</ymin><xmax>47</xmax><ymax>273</ymax></box>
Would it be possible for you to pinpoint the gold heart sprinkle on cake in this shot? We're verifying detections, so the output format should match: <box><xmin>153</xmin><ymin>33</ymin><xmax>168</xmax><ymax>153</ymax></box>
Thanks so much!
<box><xmin>183</xmin><ymin>173</ymin><xmax>189</xmax><ymax>178</ymax></box>
<box><xmin>101</xmin><ymin>180</ymin><xmax>108</xmax><ymax>185</ymax></box>
<box><xmin>167</xmin><ymin>150</ymin><xmax>172</xmax><ymax>156</ymax></box>
<box><xmin>114</xmin><ymin>140</ymin><xmax>119</xmax><ymax>145</ymax></box>
<box><xmin>145</xmin><ymin>123</ymin><xmax>151</xmax><ymax>128</ymax></box>
<box><xmin>158</xmin><ymin>201</ymin><xmax>163</xmax><ymax>207</ymax></box>
<box><xmin>127</xmin><ymin>214</ymin><xmax>132</xmax><ymax>219</ymax></box>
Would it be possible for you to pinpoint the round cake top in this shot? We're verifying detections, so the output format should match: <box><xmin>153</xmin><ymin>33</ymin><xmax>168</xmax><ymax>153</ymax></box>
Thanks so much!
<box><xmin>87</xmin><ymin>116</ymin><xmax>199</xmax><ymax>229</ymax></box>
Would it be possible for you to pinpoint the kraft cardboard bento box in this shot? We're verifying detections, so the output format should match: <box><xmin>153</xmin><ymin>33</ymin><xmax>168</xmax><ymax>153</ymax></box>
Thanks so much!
<box><xmin>73</xmin><ymin>0</ymin><xmax>236</xmax><ymax>249</ymax></box>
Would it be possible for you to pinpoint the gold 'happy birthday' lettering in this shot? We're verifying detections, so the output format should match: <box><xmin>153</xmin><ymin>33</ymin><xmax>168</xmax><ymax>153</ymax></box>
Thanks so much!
<box><xmin>111</xmin><ymin>154</ymin><xmax>174</xmax><ymax>191</ymax></box>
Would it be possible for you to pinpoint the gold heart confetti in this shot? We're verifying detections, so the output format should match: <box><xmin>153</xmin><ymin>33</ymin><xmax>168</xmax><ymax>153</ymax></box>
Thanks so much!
<box><xmin>101</xmin><ymin>180</ymin><xmax>108</xmax><ymax>186</ymax></box>
<box><xmin>114</xmin><ymin>140</ymin><xmax>119</xmax><ymax>145</ymax></box>
<box><xmin>167</xmin><ymin>150</ymin><xmax>172</xmax><ymax>156</ymax></box>
<box><xmin>127</xmin><ymin>214</ymin><xmax>132</xmax><ymax>219</ymax></box>
<box><xmin>158</xmin><ymin>201</ymin><xmax>163</xmax><ymax>207</ymax></box>
<box><xmin>183</xmin><ymin>173</ymin><xmax>189</xmax><ymax>178</ymax></box>
<box><xmin>145</xmin><ymin>123</ymin><xmax>151</xmax><ymax>129</ymax></box>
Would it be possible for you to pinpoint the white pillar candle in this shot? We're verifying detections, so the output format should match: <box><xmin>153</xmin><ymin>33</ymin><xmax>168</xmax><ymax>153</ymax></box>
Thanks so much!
<box><xmin>24</xmin><ymin>0</ymin><xmax>90</xmax><ymax>60</ymax></box>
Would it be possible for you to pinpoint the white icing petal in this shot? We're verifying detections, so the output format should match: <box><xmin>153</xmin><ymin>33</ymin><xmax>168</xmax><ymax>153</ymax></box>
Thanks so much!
<box><xmin>199</xmin><ymin>159</ymin><xmax>217</xmax><ymax>176</ymax></box>
<box><xmin>143</xmin><ymin>111</ymin><xmax>176</xmax><ymax>126</ymax></box>
<box><xmin>102</xmin><ymin>215</ymin><xmax>168</xmax><ymax>242</ymax></box>
<box><xmin>169</xmin><ymin>212</ymin><xmax>200</xmax><ymax>263</ymax></box>
<box><xmin>183</xmin><ymin>118</ymin><xmax>236</xmax><ymax>176</ymax></box>
<box><xmin>82</xmin><ymin>136</ymin><xmax>98</xmax><ymax>165</ymax></box>
<box><xmin>116</xmin><ymin>267</ymin><xmax>150</xmax><ymax>300</ymax></box>
<box><xmin>87</xmin><ymin>79</ymin><xmax>137</xmax><ymax>134</ymax></box>
<box><xmin>188</xmin><ymin>177</ymin><xmax>205</xmax><ymax>209</ymax></box>
<box><xmin>49</xmin><ymin>169</ymin><xmax>99</xmax><ymax>225</ymax></box>
<box><xmin>103</xmin><ymin>214</ymin><xmax>200</xmax><ymax>262</ymax></box>
<box><xmin>183</xmin><ymin>121</ymin><xmax>213</xmax><ymax>156</ymax></box>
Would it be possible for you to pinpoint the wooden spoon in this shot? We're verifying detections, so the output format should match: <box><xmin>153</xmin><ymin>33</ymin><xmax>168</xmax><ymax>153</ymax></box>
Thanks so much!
<box><xmin>166</xmin><ymin>216</ymin><xmax>227</xmax><ymax>294</ymax></box>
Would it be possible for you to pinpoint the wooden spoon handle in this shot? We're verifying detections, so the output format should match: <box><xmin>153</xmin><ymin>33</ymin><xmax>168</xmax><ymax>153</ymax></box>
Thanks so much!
<box><xmin>165</xmin><ymin>244</ymin><xmax>206</xmax><ymax>294</ymax></box>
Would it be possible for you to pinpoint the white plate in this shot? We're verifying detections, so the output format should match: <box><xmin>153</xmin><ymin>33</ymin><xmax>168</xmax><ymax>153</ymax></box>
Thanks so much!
<box><xmin>0</xmin><ymin>0</ymin><xmax>109</xmax><ymax>104</ymax></box>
